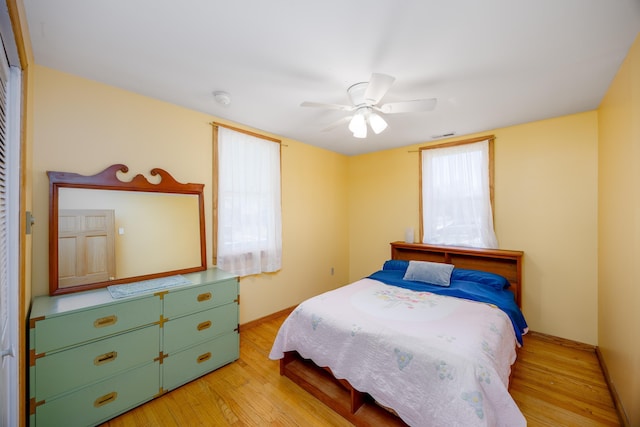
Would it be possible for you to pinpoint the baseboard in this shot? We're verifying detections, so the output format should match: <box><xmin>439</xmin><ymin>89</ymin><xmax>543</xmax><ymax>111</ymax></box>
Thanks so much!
<box><xmin>526</xmin><ymin>330</ymin><xmax>596</xmax><ymax>352</ymax></box>
<box><xmin>595</xmin><ymin>347</ymin><xmax>630</xmax><ymax>427</ymax></box>
<box><xmin>238</xmin><ymin>305</ymin><xmax>296</xmax><ymax>332</ymax></box>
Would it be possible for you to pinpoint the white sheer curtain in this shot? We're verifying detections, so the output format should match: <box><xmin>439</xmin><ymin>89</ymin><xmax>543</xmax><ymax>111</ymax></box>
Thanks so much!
<box><xmin>421</xmin><ymin>139</ymin><xmax>498</xmax><ymax>248</ymax></box>
<box><xmin>216</xmin><ymin>126</ymin><xmax>282</xmax><ymax>276</ymax></box>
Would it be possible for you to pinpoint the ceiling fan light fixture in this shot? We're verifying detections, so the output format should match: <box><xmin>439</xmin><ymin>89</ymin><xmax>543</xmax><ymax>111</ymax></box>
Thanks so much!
<box><xmin>368</xmin><ymin>112</ymin><xmax>388</xmax><ymax>134</ymax></box>
<box><xmin>301</xmin><ymin>73</ymin><xmax>437</xmax><ymax>140</ymax></box>
<box><xmin>349</xmin><ymin>112</ymin><xmax>367</xmax><ymax>138</ymax></box>
<box><xmin>353</xmin><ymin>127</ymin><xmax>367</xmax><ymax>139</ymax></box>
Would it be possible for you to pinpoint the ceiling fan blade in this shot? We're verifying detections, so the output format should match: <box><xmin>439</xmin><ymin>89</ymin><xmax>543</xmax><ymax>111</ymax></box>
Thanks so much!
<box><xmin>321</xmin><ymin>116</ymin><xmax>352</xmax><ymax>132</ymax></box>
<box><xmin>378</xmin><ymin>98</ymin><xmax>437</xmax><ymax>114</ymax></box>
<box><xmin>364</xmin><ymin>73</ymin><xmax>395</xmax><ymax>105</ymax></box>
<box><xmin>301</xmin><ymin>101</ymin><xmax>354</xmax><ymax>112</ymax></box>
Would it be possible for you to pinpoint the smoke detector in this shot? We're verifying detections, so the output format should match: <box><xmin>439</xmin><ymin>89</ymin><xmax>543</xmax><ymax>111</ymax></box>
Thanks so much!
<box><xmin>213</xmin><ymin>91</ymin><xmax>231</xmax><ymax>106</ymax></box>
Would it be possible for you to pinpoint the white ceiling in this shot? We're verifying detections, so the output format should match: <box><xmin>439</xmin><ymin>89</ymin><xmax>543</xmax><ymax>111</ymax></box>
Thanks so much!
<box><xmin>23</xmin><ymin>0</ymin><xmax>640</xmax><ymax>155</ymax></box>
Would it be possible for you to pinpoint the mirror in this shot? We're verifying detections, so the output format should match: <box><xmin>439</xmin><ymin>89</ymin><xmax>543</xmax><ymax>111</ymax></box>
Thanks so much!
<box><xmin>49</xmin><ymin>164</ymin><xmax>207</xmax><ymax>295</ymax></box>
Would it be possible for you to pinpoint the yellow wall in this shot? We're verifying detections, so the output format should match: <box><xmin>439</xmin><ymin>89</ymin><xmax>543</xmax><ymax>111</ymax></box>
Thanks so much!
<box><xmin>348</xmin><ymin>112</ymin><xmax>599</xmax><ymax>345</ymax></box>
<box><xmin>31</xmin><ymin>65</ymin><xmax>349</xmax><ymax>323</ymax></box>
<box><xmin>598</xmin><ymin>33</ymin><xmax>640</xmax><ymax>426</ymax></box>
<box><xmin>32</xmin><ymin>65</ymin><xmax>601</xmax><ymax>344</ymax></box>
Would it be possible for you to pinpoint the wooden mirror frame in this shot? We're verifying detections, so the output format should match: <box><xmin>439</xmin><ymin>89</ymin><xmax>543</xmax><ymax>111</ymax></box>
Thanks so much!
<box><xmin>48</xmin><ymin>164</ymin><xmax>207</xmax><ymax>295</ymax></box>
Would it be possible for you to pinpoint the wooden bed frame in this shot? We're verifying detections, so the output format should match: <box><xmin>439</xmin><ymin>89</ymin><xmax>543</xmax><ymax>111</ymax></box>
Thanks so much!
<box><xmin>279</xmin><ymin>242</ymin><xmax>524</xmax><ymax>426</ymax></box>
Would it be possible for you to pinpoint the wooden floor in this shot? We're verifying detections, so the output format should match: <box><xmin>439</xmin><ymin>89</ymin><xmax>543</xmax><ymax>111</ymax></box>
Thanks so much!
<box><xmin>510</xmin><ymin>332</ymin><xmax>621</xmax><ymax>426</ymax></box>
<box><xmin>102</xmin><ymin>312</ymin><xmax>621</xmax><ymax>427</ymax></box>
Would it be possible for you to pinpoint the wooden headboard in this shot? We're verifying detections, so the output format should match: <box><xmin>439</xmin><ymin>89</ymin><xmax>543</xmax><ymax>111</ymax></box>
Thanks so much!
<box><xmin>391</xmin><ymin>242</ymin><xmax>524</xmax><ymax>307</ymax></box>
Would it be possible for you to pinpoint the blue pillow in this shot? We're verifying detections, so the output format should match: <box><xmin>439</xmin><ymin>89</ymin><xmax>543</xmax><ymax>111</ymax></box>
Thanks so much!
<box><xmin>451</xmin><ymin>268</ymin><xmax>510</xmax><ymax>290</ymax></box>
<box><xmin>402</xmin><ymin>260</ymin><xmax>454</xmax><ymax>287</ymax></box>
<box><xmin>382</xmin><ymin>259</ymin><xmax>409</xmax><ymax>272</ymax></box>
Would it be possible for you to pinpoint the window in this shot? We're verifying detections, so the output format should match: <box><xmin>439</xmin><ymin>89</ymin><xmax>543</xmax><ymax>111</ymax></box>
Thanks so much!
<box><xmin>420</xmin><ymin>136</ymin><xmax>498</xmax><ymax>248</ymax></box>
<box><xmin>213</xmin><ymin>124</ymin><xmax>282</xmax><ymax>276</ymax></box>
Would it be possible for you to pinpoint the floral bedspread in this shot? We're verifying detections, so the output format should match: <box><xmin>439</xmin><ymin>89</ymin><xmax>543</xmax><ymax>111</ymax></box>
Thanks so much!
<box><xmin>269</xmin><ymin>278</ymin><xmax>526</xmax><ymax>427</ymax></box>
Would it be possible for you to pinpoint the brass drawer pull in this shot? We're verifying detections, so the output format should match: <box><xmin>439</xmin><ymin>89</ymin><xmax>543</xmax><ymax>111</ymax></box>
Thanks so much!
<box><xmin>197</xmin><ymin>320</ymin><xmax>212</xmax><ymax>331</ymax></box>
<box><xmin>197</xmin><ymin>292</ymin><xmax>212</xmax><ymax>302</ymax></box>
<box><xmin>94</xmin><ymin>351</ymin><xmax>118</xmax><ymax>366</ymax></box>
<box><xmin>94</xmin><ymin>391</ymin><xmax>118</xmax><ymax>407</ymax></box>
<box><xmin>197</xmin><ymin>352</ymin><xmax>211</xmax><ymax>364</ymax></box>
<box><xmin>94</xmin><ymin>315</ymin><xmax>117</xmax><ymax>328</ymax></box>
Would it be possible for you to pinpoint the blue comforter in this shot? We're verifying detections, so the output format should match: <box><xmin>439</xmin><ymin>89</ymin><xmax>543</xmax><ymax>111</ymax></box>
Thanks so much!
<box><xmin>368</xmin><ymin>267</ymin><xmax>528</xmax><ymax>345</ymax></box>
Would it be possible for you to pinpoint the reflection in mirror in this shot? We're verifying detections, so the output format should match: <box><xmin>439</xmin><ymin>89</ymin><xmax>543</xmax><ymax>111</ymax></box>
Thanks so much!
<box><xmin>58</xmin><ymin>189</ymin><xmax>202</xmax><ymax>288</ymax></box>
<box><xmin>58</xmin><ymin>208</ymin><xmax>116</xmax><ymax>288</ymax></box>
<box><xmin>49</xmin><ymin>164</ymin><xmax>207</xmax><ymax>295</ymax></box>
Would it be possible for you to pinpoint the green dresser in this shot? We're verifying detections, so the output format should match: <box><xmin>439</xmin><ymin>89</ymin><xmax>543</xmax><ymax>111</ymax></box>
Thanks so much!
<box><xmin>29</xmin><ymin>268</ymin><xmax>239</xmax><ymax>427</ymax></box>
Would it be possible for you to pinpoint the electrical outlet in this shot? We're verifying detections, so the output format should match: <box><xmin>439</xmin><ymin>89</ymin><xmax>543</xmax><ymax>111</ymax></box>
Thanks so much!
<box><xmin>330</xmin><ymin>267</ymin><xmax>334</xmax><ymax>275</ymax></box>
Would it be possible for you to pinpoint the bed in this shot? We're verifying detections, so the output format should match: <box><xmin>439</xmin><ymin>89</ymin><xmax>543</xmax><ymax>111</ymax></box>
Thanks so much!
<box><xmin>269</xmin><ymin>242</ymin><xmax>528</xmax><ymax>426</ymax></box>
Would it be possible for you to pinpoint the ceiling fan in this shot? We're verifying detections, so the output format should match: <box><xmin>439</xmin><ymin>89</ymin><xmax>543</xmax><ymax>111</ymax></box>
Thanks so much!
<box><xmin>301</xmin><ymin>73</ymin><xmax>437</xmax><ymax>138</ymax></box>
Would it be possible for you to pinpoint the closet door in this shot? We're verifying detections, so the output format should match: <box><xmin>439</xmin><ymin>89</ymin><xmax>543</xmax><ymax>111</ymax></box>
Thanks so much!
<box><xmin>0</xmin><ymin>33</ymin><xmax>21</xmax><ymax>427</ymax></box>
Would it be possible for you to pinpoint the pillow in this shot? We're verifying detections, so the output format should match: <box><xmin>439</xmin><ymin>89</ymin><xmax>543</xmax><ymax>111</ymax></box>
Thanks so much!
<box><xmin>451</xmin><ymin>268</ymin><xmax>510</xmax><ymax>290</ymax></box>
<box><xmin>382</xmin><ymin>259</ymin><xmax>410</xmax><ymax>272</ymax></box>
<box><xmin>402</xmin><ymin>260</ymin><xmax>454</xmax><ymax>287</ymax></box>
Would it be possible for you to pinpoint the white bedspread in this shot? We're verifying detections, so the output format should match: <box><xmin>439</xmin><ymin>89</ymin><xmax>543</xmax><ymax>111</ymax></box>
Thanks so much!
<box><xmin>269</xmin><ymin>278</ymin><xmax>525</xmax><ymax>427</ymax></box>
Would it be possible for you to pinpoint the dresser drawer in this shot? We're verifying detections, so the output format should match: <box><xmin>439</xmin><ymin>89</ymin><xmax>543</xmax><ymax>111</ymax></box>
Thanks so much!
<box><xmin>34</xmin><ymin>324</ymin><xmax>159</xmax><ymax>402</ymax></box>
<box><xmin>33</xmin><ymin>361</ymin><xmax>159</xmax><ymax>427</ymax></box>
<box><xmin>32</xmin><ymin>296</ymin><xmax>160</xmax><ymax>354</ymax></box>
<box><xmin>163</xmin><ymin>278</ymin><xmax>237</xmax><ymax>318</ymax></box>
<box><xmin>163</xmin><ymin>303</ymin><xmax>237</xmax><ymax>354</ymax></box>
<box><xmin>163</xmin><ymin>331</ymin><xmax>239</xmax><ymax>391</ymax></box>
